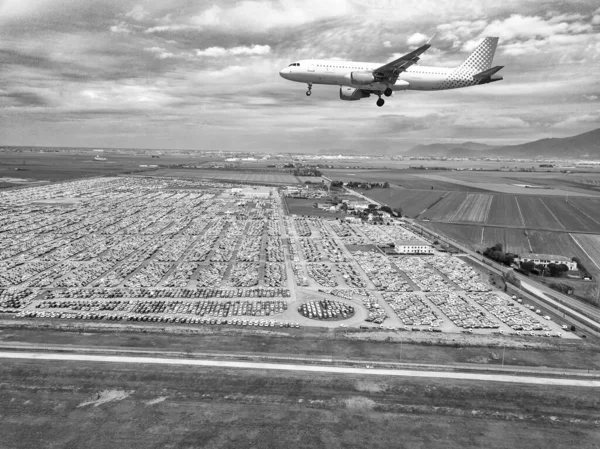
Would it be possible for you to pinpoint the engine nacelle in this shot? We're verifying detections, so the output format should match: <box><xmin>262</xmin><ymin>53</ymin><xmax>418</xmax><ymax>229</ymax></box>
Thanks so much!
<box><xmin>339</xmin><ymin>87</ymin><xmax>370</xmax><ymax>101</ymax></box>
<box><xmin>349</xmin><ymin>71</ymin><xmax>376</xmax><ymax>85</ymax></box>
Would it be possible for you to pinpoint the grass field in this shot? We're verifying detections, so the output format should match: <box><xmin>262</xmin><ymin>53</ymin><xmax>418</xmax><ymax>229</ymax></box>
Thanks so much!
<box><xmin>570</xmin><ymin>198</ymin><xmax>600</xmax><ymax>224</ymax></box>
<box><xmin>571</xmin><ymin>234</ymin><xmax>600</xmax><ymax>274</ymax></box>
<box><xmin>422</xmin><ymin>222</ymin><xmax>483</xmax><ymax>249</ymax></box>
<box><xmin>0</xmin><ymin>150</ymin><xmax>213</xmax><ymax>183</ymax></box>
<box><xmin>2</xmin><ymin>358</ymin><xmax>599</xmax><ymax>449</ymax></box>
<box><xmin>284</xmin><ymin>197</ymin><xmax>344</xmax><ymax>217</ymax></box>
<box><xmin>151</xmin><ymin>169</ymin><xmax>299</xmax><ymax>184</ymax></box>
<box><xmin>516</xmin><ymin>196</ymin><xmax>565</xmax><ymax>230</ymax></box>
<box><xmin>486</xmin><ymin>195</ymin><xmax>524</xmax><ymax>227</ymax></box>
<box><xmin>482</xmin><ymin>227</ymin><xmax>532</xmax><ymax>254</ymax></box>
<box><xmin>421</xmin><ymin>192</ymin><xmax>467</xmax><ymax>220</ymax></box>
<box><xmin>541</xmin><ymin>198</ymin><xmax>600</xmax><ymax>233</ymax></box>
<box><xmin>354</xmin><ymin>187</ymin><xmax>447</xmax><ymax>217</ymax></box>
<box><xmin>444</xmin><ymin>193</ymin><xmax>493</xmax><ymax>223</ymax></box>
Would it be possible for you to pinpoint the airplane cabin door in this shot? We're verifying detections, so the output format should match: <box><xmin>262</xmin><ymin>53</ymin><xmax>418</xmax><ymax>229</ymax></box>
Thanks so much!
<box><xmin>308</xmin><ymin>63</ymin><xmax>315</xmax><ymax>72</ymax></box>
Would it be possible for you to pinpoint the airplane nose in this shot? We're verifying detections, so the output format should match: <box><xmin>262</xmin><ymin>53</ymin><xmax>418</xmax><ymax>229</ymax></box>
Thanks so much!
<box><xmin>279</xmin><ymin>68</ymin><xmax>290</xmax><ymax>79</ymax></box>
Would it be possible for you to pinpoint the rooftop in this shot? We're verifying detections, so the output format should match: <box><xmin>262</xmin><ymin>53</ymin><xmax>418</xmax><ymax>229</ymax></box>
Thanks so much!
<box><xmin>522</xmin><ymin>254</ymin><xmax>571</xmax><ymax>262</ymax></box>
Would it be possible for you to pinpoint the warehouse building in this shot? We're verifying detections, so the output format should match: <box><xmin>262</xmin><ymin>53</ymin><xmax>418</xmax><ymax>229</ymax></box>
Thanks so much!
<box><xmin>395</xmin><ymin>239</ymin><xmax>433</xmax><ymax>254</ymax></box>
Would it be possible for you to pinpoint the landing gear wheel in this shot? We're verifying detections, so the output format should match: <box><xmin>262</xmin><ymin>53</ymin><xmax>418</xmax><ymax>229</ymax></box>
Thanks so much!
<box><xmin>384</xmin><ymin>88</ymin><xmax>392</xmax><ymax>97</ymax></box>
<box><xmin>306</xmin><ymin>83</ymin><xmax>312</xmax><ymax>96</ymax></box>
<box><xmin>376</xmin><ymin>98</ymin><xmax>385</xmax><ymax>107</ymax></box>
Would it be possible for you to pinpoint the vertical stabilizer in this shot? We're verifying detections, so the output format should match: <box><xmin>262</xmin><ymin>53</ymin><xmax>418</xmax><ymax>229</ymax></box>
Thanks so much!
<box><xmin>459</xmin><ymin>37</ymin><xmax>498</xmax><ymax>72</ymax></box>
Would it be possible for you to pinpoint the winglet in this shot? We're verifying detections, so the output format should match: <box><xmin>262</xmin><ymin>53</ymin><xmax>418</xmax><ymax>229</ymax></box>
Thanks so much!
<box><xmin>426</xmin><ymin>33</ymin><xmax>436</xmax><ymax>45</ymax></box>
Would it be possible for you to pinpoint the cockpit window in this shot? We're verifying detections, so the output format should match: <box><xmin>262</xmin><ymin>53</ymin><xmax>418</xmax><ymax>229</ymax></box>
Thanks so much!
<box><xmin>288</xmin><ymin>63</ymin><xmax>300</xmax><ymax>66</ymax></box>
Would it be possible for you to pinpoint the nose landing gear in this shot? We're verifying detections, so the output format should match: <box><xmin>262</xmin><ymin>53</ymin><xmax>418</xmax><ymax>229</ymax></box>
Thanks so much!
<box><xmin>376</xmin><ymin>97</ymin><xmax>385</xmax><ymax>107</ymax></box>
<box><xmin>306</xmin><ymin>83</ymin><xmax>312</xmax><ymax>96</ymax></box>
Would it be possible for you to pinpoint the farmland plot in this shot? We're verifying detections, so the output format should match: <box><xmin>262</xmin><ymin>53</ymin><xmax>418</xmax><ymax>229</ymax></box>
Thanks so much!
<box><xmin>571</xmin><ymin>234</ymin><xmax>600</xmax><ymax>274</ymax></box>
<box><xmin>445</xmin><ymin>194</ymin><xmax>493</xmax><ymax>223</ymax></box>
<box><xmin>541</xmin><ymin>197</ymin><xmax>600</xmax><ymax>233</ymax></box>
<box><xmin>486</xmin><ymin>195</ymin><xmax>524</xmax><ymax>227</ymax></box>
<box><xmin>421</xmin><ymin>192</ymin><xmax>467</xmax><ymax>220</ymax></box>
<box><xmin>422</xmin><ymin>222</ymin><xmax>482</xmax><ymax>248</ymax></box>
<box><xmin>357</xmin><ymin>187</ymin><xmax>447</xmax><ymax>217</ymax></box>
<box><xmin>516</xmin><ymin>196</ymin><xmax>564</xmax><ymax>230</ymax></box>
<box><xmin>569</xmin><ymin>198</ymin><xmax>600</xmax><ymax>224</ymax></box>
<box><xmin>482</xmin><ymin>227</ymin><xmax>531</xmax><ymax>254</ymax></box>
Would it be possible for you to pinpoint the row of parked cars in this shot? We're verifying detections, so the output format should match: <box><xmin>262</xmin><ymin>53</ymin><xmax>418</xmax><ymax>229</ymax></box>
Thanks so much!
<box><xmin>42</xmin><ymin>287</ymin><xmax>292</xmax><ymax>300</ymax></box>
<box><xmin>36</xmin><ymin>298</ymin><xmax>288</xmax><ymax>317</ymax></box>
<box><xmin>427</xmin><ymin>292</ymin><xmax>499</xmax><ymax>329</ymax></box>
<box><xmin>17</xmin><ymin>309</ymin><xmax>301</xmax><ymax>327</ymax></box>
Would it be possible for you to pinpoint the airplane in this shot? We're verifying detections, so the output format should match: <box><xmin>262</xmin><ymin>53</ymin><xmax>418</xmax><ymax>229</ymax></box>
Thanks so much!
<box><xmin>279</xmin><ymin>36</ymin><xmax>503</xmax><ymax>107</ymax></box>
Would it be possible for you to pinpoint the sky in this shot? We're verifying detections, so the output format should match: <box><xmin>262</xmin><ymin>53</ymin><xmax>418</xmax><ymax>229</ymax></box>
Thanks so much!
<box><xmin>1</xmin><ymin>0</ymin><xmax>599</xmax><ymax>152</ymax></box>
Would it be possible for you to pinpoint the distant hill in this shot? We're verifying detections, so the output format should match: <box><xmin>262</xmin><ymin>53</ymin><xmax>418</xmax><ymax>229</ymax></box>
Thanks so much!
<box><xmin>406</xmin><ymin>141</ymin><xmax>495</xmax><ymax>157</ymax></box>
<box><xmin>491</xmin><ymin>127</ymin><xmax>600</xmax><ymax>158</ymax></box>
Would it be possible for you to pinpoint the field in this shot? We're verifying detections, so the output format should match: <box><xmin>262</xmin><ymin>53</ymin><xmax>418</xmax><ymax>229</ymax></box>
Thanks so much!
<box><xmin>0</xmin><ymin>149</ymin><xmax>214</xmax><ymax>184</ymax></box>
<box><xmin>2</xmin><ymin>357</ymin><xmax>599</xmax><ymax>449</ymax></box>
<box><xmin>440</xmin><ymin>193</ymin><xmax>493</xmax><ymax>223</ymax></box>
<box><xmin>354</xmin><ymin>187</ymin><xmax>447</xmax><ymax>217</ymax></box>
<box><xmin>421</xmin><ymin>223</ymin><xmax>483</xmax><ymax>249</ymax></box>
<box><xmin>515</xmin><ymin>196</ymin><xmax>565</xmax><ymax>230</ymax></box>
<box><xmin>541</xmin><ymin>198</ymin><xmax>600</xmax><ymax>233</ymax></box>
<box><xmin>571</xmin><ymin>234</ymin><xmax>600</xmax><ymax>274</ymax></box>
<box><xmin>420</xmin><ymin>192</ymin><xmax>467</xmax><ymax>220</ymax></box>
<box><xmin>284</xmin><ymin>197</ymin><xmax>344</xmax><ymax>217</ymax></box>
<box><xmin>150</xmin><ymin>169</ymin><xmax>299</xmax><ymax>184</ymax></box>
<box><xmin>424</xmin><ymin>223</ymin><xmax>532</xmax><ymax>254</ymax></box>
<box><xmin>570</xmin><ymin>198</ymin><xmax>600</xmax><ymax>223</ymax></box>
<box><xmin>485</xmin><ymin>195</ymin><xmax>524</xmax><ymax>227</ymax></box>
<box><xmin>527</xmin><ymin>232</ymin><xmax>600</xmax><ymax>277</ymax></box>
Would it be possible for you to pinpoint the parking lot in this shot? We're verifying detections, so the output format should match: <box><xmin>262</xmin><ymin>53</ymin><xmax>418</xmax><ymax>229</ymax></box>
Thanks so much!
<box><xmin>0</xmin><ymin>176</ymin><xmax>575</xmax><ymax>338</ymax></box>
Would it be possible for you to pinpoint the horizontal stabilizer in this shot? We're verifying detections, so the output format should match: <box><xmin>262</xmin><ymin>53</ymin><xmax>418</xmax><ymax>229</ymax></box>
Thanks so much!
<box><xmin>473</xmin><ymin>66</ymin><xmax>503</xmax><ymax>81</ymax></box>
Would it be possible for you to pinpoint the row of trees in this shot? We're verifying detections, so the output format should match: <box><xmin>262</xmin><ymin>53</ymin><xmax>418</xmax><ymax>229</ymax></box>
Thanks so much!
<box><xmin>483</xmin><ymin>243</ymin><xmax>516</xmax><ymax>267</ymax></box>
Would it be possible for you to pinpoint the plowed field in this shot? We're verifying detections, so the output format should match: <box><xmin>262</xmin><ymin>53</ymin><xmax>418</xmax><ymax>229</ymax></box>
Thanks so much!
<box><xmin>357</xmin><ymin>187</ymin><xmax>447</xmax><ymax>217</ymax></box>
<box><xmin>486</xmin><ymin>195</ymin><xmax>524</xmax><ymax>227</ymax></box>
<box><xmin>541</xmin><ymin>198</ymin><xmax>600</xmax><ymax>233</ymax></box>
<box><xmin>516</xmin><ymin>197</ymin><xmax>564</xmax><ymax>230</ymax></box>
<box><xmin>421</xmin><ymin>192</ymin><xmax>467</xmax><ymax>220</ymax></box>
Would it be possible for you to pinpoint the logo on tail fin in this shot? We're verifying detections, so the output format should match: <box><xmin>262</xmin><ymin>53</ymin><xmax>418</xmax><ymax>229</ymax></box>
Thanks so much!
<box><xmin>460</xmin><ymin>37</ymin><xmax>498</xmax><ymax>72</ymax></box>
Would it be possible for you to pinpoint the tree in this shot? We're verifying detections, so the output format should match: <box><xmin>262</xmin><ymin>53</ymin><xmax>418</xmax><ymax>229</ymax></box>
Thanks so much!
<box><xmin>520</xmin><ymin>260</ymin><xmax>536</xmax><ymax>272</ymax></box>
<box><xmin>379</xmin><ymin>205</ymin><xmax>393</xmax><ymax>215</ymax></box>
<box><xmin>368</xmin><ymin>204</ymin><xmax>378</xmax><ymax>210</ymax></box>
<box><xmin>392</xmin><ymin>207</ymin><xmax>403</xmax><ymax>217</ymax></box>
<box><xmin>383</xmin><ymin>181</ymin><xmax>390</xmax><ymax>188</ymax></box>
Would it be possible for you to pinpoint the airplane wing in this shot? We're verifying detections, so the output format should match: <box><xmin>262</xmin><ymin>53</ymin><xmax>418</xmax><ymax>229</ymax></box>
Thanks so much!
<box><xmin>373</xmin><ymin>43</ymin><xmax>431</xmax><ymax>80</ymax></box>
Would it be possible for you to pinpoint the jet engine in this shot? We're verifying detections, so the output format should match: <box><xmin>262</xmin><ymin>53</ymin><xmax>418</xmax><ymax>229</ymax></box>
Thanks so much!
<box><xmin>349</xmin><ymin>71</ymin><xmax>376</xmax><ymax>85</ymax></box>
<box><xmin>339</xmin><ymin>87</ymin><xmax>370</xmax><ymax>101</ymax></box>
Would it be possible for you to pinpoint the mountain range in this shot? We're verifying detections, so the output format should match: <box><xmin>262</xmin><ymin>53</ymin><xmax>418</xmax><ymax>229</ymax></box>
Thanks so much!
<box><xmin>406</xmin><ymin>127</ymin><xmax>600</xmax><ymax>159</ymax></box>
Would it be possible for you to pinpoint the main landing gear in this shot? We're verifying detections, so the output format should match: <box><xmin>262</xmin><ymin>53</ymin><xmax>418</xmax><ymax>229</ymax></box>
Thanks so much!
<box><xmin>306</xmin><ymin>83</ymin><xmax>312</xmax><ymax>96</ymax></box>
<box><xmin>376</xmin><ymin>97</ymin><xmax>385</xmax><ymax>107</ymax></box>
<box><xmin>384</xmin><ymin>87</ymin><xmax>393</xmax><ymax>97</ymax></box>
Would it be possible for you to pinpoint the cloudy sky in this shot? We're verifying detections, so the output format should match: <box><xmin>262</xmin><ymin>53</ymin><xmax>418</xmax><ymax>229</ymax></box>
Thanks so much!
<box><xmin>1</xmin><ymin>0</ymin><xmax>599</xmax><ymax>152</ymax></box>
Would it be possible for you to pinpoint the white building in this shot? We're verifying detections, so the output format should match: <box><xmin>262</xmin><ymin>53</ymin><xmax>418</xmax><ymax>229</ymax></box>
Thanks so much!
<box><xmin>395</xmin><ymin>239</ymin><xmax>433</xmax><ymax>254</ymax></box>
<box><xmin>519</xmin><ymin>254</ymin><xmax>577</xmax><ymax>270</ymax></box>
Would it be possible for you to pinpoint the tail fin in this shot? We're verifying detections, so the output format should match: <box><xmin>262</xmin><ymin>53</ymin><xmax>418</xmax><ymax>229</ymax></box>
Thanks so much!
<box><xmin>459</xmin><ymin>37</ymin><xmax>498</xmax><ymax>72</ymax></box>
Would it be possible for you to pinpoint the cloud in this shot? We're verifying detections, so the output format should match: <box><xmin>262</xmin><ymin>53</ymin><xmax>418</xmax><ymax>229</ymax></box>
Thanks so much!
<box><xmin>407</xmin><ymin>33</ymin><xmax>428</xmax><ymax>46</ymax></box>
<box><xmin>195</xmin><ymin>45</ymin><xmax>271</xmax><ymax>57</ymax></box>
<box><xmin>1</xmin><ymin>0</ymin><xmax>600</xmax><ymax>151</ymax></box>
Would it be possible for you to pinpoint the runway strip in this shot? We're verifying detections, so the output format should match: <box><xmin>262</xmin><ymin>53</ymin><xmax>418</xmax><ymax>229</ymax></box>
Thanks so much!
<box><xmin>1</xmin><ymin>351</ymin><xmax>599</xmax><ymax>387</ymax></box>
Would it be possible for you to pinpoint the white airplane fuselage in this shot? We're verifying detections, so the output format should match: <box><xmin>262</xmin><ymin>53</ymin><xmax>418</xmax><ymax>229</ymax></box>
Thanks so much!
<box><xmin>280</xmin><ymin>60</ymin><xmax>484</xmax><ymax>92</ymax></box>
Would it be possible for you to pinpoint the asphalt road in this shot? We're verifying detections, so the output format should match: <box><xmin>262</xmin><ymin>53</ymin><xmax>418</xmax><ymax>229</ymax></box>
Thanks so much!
<box><xmin>2</xmin><ymin>351</ymin><xmax>599</xmax><ymax>387</ymax></box>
